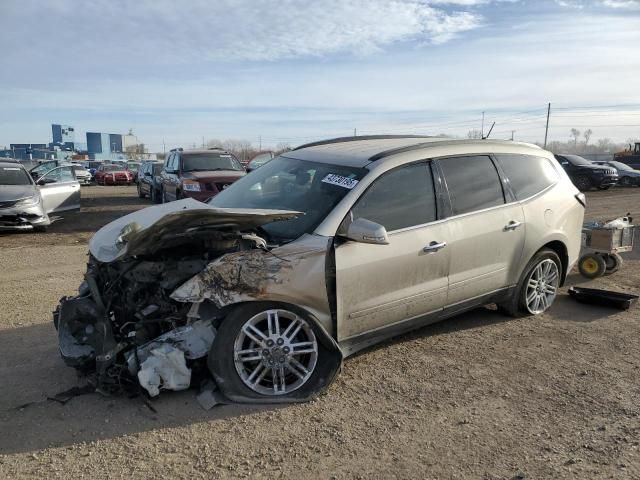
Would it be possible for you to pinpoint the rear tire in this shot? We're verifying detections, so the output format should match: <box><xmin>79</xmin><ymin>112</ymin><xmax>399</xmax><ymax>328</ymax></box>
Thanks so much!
<box><xmin>597</xmin><ymin>185</ymin><xmax>611</xmax><ymax>190</ymax></box>
<box><xmin>620</xmin><ymin>176</ymin><xmax>632</xmax><ymax>187</ymax></box>
<box><xmin>578</xmin><ymin>253</ymin><xmax>607</xmax><ymax>279</ymax></box>
<box><xmin>33</xmin><ymin>225</ymin><xmax>48</xmax><ymax>233</ymax></box>
<box><xmin>137</xmin><ymin>184</ymin><xmax>145</xmax><ymax>198</ymax></box>
<box><xmin>498</xmin><ymin>249</ymin><xmax>562</xmax><ymax>317</ymax></box>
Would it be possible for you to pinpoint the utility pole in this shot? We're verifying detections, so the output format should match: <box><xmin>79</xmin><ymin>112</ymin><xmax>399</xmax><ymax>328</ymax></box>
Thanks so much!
<box><xmin>162</xmin><ymin>139</ymin><xmax>166</xmax><ymax>154</ymax></box>
<box><xmin>544</xmin><ymin>102</ymin><xmax>551</xmax><ymax>149</ymax></box>
<box><xmin>353</xmin><ymin>128</ymin><xmax>357</xmax><ymax>136</ymax></box>
<box><xmin>511</xmin><ymin>130</ymin><xmax>515</xmax><ymax>141</ymax></box>
<box><xmin>259</xmin><ymin>136</ymin><xmax>262</xmax><ymax>150</ymax></box>
<box><xmin>481</xmin><ymin>111</ymin><xmax>485</xmax><ymax>138</ymax></box>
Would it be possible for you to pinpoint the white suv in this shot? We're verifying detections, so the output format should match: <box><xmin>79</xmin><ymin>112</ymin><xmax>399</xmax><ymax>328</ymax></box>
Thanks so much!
<box><xmin>57</xmin><ymin>136</ymin><xmax>585</xmax><ymax>402</ymax></box>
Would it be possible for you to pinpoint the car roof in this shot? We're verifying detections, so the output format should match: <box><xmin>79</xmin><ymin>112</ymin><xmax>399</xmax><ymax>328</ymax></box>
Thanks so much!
<box><xmin>284</xmin><ymin>135</ymin><xmax>543</xmax><ymax>168</ymax></box>
<box><xmin>179</xmin><ymin>148</ymin><xmax>234</xmax><ymax>155</ymax></box>
<box><xmin>0</xmin><ymin>161</ymin><xmax>26</xmax><ymax>169</ymax></box>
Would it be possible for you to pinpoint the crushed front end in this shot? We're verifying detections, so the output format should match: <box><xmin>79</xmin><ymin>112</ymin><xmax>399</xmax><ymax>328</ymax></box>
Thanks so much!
<box><xmin>53</xmin><ymin>199</ymin><xmax>301</xmax><ymax>397</ymax></box>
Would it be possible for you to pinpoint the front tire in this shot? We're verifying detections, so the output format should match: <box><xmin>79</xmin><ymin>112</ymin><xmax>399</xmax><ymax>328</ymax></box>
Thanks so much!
<box><xmin>597</xmin><ymin>185</ymin><xmax>611</xmax><ymax>190</ymax></box>
<box><xmin>620</xmin><ymin>176</ymin><xmax>632</xmax><ymax>187</ymax></box>
<box><xmin>137</xmin><ymin>183</ymin><xmax>145</xmax><ymax>198</ymax></box>
<box><xmin>208</xmin><ymin>303</ymin><xmax>333</xmax><ymax>401</ymax></box>
<box><xmin>499</xmin><ymin>249</ymin><xmax>562</xmax><ymax>317</ymax></box>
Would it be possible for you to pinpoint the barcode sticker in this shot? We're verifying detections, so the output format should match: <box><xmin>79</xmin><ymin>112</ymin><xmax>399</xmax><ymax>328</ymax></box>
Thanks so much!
<box><xmin>322</xmin><ymin>174</ymin><xmax>359</xmax><ymax>189</ymax></box>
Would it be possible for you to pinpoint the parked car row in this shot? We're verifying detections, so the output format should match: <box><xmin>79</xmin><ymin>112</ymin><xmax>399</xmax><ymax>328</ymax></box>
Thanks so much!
<box><xmin>554</xmin><ymin>154</ymin><xmax>640</xmax><ymax>191</ymax></box>
<box><xmin>136</xmin><ymin>148</ymin><xmax>275</xmax><ymax>204</ymax></box>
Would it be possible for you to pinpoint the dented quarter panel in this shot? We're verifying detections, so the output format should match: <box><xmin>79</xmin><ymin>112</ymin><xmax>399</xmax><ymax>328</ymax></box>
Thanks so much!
<box><xmin>171</xmin><ymin>233</ymin><xmax>335</xmax><ymax>336</ymax></box>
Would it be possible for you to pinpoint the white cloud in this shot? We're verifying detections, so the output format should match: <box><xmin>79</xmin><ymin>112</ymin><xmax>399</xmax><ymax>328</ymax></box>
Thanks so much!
<box><xmin>555</xmin><ymin>0</ymin><xmax>640</xmax><ymax>8</ymax></box>
<box><xmin>0</xmin><ymin>0</ymin><xmax>485</xmax><ymax>68</ymax></box>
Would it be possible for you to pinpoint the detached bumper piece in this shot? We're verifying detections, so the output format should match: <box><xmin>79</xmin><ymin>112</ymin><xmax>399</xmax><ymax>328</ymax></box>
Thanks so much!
<box><xmin>568</xmin><ymin>286</ymin><xmax>639</xmax><ymax>310</ymax></box>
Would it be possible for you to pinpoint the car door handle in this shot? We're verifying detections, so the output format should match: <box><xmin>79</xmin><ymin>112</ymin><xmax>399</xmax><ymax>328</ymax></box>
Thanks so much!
<box><xmin>423</xmin><ymin>241</ymin><xmax>447</xmax><ymax>253</ymax></box>
<box><xmin>504</xmin><ymin>220</ymin><xmax>522</xmax><ymax>231</ymax></box>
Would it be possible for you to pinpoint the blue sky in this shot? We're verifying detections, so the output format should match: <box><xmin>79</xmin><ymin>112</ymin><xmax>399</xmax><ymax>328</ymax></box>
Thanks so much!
<box><xmin>1</xmin><ymin>0</ymin><xmax>639</xmax><ymax>150</ymax></box>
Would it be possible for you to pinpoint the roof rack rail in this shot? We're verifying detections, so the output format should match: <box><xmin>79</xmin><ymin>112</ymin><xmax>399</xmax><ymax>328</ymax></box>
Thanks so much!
<box><xmin>293</xmin><ymin>135</ymin><xmax>434</xmax><ymax>151</ymax></box>
<box><xmin>169</xmin><ymin>147</ymin><xmax>183</xmax><ymax>152</ymax></box>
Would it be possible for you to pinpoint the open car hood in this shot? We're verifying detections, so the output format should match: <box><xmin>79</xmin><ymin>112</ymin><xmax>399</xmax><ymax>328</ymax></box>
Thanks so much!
<box><xmin>89</xmin><ymin>198</ymin><xmax>301</xmax><ymax>263</ymax></box>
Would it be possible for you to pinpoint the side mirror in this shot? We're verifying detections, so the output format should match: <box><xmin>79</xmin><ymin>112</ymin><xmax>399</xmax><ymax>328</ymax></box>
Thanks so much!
<box><xmin>343</xmin><ymin>217</ymin><xmax>389</xmax><ymax>245</ymax></box>
<box><xmin>37</xmin><ymin>178</ymin><xmax>56</xmax><ymax>186</ymax></box>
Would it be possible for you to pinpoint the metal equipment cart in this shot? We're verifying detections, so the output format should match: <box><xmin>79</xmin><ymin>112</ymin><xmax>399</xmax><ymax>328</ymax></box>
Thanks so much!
<box><xmin>578</xmin><ymin>223</ymin><xmax>635</xmax><ymax>278</ymax></box>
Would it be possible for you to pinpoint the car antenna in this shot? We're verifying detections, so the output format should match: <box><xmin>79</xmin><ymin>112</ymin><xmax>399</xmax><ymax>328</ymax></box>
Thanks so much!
<box><xmin>483</xmin><ymin>122</ymin><xmax>495</xmax><ymax>139</ymax></box>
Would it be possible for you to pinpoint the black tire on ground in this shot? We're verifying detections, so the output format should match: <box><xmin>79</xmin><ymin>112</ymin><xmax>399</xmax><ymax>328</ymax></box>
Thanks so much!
<box><xmin>137</xmin><ymin>184</ymin><xmax>145</xmax><ymax>198</ymax></box>
<box><xmin>176</xmin><ymin>190</ymin><xmax>182</xmax><ymax>200</ymax></box>
<box><xmin>603</xmin><ymin>253</ymin><xmax>623</xmax><ymax>274</ymax></box>
<box><xmin>151</xmin><ymin>187</ymin><xmax>159</xmax><ymax>204</ymax></box>
<box><xmin>207</xmin><ymin>302</ymin><xmax>337</xmax><ymax>402</ymax></box>
<box><xmin>161</xmin><ymin>188</ymin><xmax>167</xmax><ymax>203</ymax></box>
<box><xmin>597</xmin><ymin>185</ymin><xmax>611</xmax><ymax>190</ymax></box>
<box><xmin>578</xmin><ymin>253</ymin><xmax>607</xmax><ymax>279</ymax></box>
<box><xmin>497</xmin><ymin>248</ymin><xmax>562</xmax><ymax>317</ymax></box>
<box><xmin>620</xmin><ymin>176</ymin><xmax>632</xmax><ymax>187</ymax></box>
<box><xmin>33</xmin><ymin>225</ymin><xmax>48</xmax><ymax>233</ymax></box>
<box><xmin>574</xmin><ymin>175</ymin><xmax>592</xmax><ymax>191</ymax></box>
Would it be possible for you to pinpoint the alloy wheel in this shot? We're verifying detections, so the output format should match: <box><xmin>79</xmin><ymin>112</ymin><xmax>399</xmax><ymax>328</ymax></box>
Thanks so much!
<box><xmin>524</xmin><ymin>259</ymin><xmax>559</xmax><ymax>314</ymax></box>
<box><xmin>233</xmin><ymin>309</ymin><xmax>318</xmax><ymax>396</ymax></box>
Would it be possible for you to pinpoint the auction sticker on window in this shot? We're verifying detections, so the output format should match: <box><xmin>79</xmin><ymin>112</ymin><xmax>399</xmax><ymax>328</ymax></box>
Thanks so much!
<box><xmin>322</xmin><ymin>174</ymin><xmax>359</xmax><ymax>189</ymax></box>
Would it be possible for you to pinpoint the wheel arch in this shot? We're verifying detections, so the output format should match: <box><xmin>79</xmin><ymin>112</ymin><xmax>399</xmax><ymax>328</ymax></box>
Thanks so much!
<box><xmin>540</xmin><ymin>240</ymin><xmax>569</xmax><ymax>286</ymax></box>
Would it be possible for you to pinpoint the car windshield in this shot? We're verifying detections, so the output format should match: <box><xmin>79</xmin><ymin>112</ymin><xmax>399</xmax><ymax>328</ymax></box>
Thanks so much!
<box><xmin>0</xmin><ymin>165</ymin><xmax>32</xmax><ymax>185</ymax></box>
<box><xmin>103</xmin><ymin>165</ymin><xmax>121</xmax><ymax>171</ymax></box>
<box><xmin>182</xmin><ymin>153</ymin><xmax>243</xmax><ymax>172</ymax></box>
<box><xmin>209</xmin><ymin>156</ymin><xmax>367</xmax><ymax>242</ymax></box>
<box><xmin>609</xmin><ymin>161</ymin><xmax>633</xmax><ymax>171</ymax></box>
<box><xmin>127</xmin><ymin>163</ymin><xmax>140</xmax><ymax>171</ymax></box>
<box><xmin>31</xmin><ymin>162</ymin><xmax>57</xmax><ymax>175</ymax></box>
<box><xmin>563</xmin><ymin>155</ymin><xmax>592</xmax><ymax>166</ymax></box>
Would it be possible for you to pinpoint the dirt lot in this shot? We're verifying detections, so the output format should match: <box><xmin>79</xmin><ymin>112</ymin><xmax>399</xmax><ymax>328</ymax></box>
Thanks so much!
<box><xmin>1</xmin><ymin>186</ymin><xmax>639</xmax><ymax>479</ymax></box>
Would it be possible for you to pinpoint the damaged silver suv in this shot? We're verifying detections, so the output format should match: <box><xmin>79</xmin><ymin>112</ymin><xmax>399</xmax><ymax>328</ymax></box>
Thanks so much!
<box><xmin>55</xmin><ymin>136</ymin><xmax>585</xmax><ymax>403</ymax></box>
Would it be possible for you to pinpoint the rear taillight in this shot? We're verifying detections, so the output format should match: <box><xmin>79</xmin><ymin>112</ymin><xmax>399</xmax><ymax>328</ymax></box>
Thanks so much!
<box><xmin>575</xmin><ymin>192</ymin><xmax>586</xmax><ymax>207</ymax></box>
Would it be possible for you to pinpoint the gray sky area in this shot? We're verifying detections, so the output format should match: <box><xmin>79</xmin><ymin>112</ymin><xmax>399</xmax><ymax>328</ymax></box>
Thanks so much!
<box><xmin>1</xmin><ymin>0</ymin><xmax>639</xmax><ymax>149</ymax></box>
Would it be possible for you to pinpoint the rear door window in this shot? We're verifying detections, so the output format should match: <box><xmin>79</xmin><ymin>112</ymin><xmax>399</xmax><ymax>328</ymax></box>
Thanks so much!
<box><xmin>351</xmin><ymin>162</ymin><xmax>437</xmax><ymax>231</ymax></box>
<box><xmin>438</xmin><ymin>155</ymin><xmax>505</xmax><ymax>215</ymax></box>
<box><xmin>496</xmin><ymin>154</ymin><xmax>559</xmax><ymax>200</ymax></box>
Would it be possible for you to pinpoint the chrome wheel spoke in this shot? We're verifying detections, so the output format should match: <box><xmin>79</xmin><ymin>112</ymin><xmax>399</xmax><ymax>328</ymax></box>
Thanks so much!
<box><xmin>267</xmin><ymin>310</ymin><xmax>280</xmax><ymax>336</ymax></box>
<box><xmin>243</xmin><ymin>324</ymin><xmax>267</xmax><ymax>346</ymax></box>
<box><xmin>287</xmin><ymin>357</ymin><xmax>309</xmax><ymax>379</ymax></box>
<box><xmin>525</xmin><ymin>259</ymin><xmax>559</xmax><ymax>314</ymax></box>
<box><xmin>290</xmin><ymin>341</ymin><xmax>316</xmax><ymax>355</ymax></box>
<box><xmin>247</xmin><ymin>363</ymin><xmax>266</xmax><ymax>384</ymax></box>
<box><xmin>236</xmin><ymin>347</ymin><xmax>263</xmax><ymax>363</ymax></box>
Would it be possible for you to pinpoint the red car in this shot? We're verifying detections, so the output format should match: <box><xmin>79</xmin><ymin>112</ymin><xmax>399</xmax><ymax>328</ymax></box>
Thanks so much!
<box><xmin>94</xmin><ymin>164</ymin><xmax>134</xmax><ymax>185</ymax></box>
<box><xmin>159</xmin><ymin>148</ymin><xmax>245</xmax><ymax>202</ymax></box>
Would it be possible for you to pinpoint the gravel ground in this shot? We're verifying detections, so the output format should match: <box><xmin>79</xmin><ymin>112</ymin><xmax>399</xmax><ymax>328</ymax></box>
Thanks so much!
<box><xmin>0</xmin><ymin>185</ymin><xmax>639</xmax><ymax>479</ymax></box>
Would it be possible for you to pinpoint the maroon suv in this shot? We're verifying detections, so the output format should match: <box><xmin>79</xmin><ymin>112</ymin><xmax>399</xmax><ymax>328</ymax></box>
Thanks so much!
<box><xmin>159</xmin><ymin>148</ymin><xmax>245</xmax><ymax>203</ymax></box>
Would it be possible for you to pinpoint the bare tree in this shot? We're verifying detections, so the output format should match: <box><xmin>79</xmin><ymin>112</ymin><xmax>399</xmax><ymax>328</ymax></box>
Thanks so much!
<box><xmin>583</xmin><ymin>129</ymin><xmax>593</xmax><ymax>146</ymax></box>
<box><xmin>570</xmin><ymin>128</ymin><xmax>581</xmax><ymax>147</ymax></box>
<box><xmin>275</xmin><ymin>142</ymin><xmax>291</xmax><ymax>154</ymax></box>
<box><xmin>467</xmin><ymin>129</ymin><xmax>482</xmax><ymax>139</ymax></box>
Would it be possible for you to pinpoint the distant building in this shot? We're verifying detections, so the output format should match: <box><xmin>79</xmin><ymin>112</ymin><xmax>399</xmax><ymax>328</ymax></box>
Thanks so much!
<box><xmin>86</xmin><ymin>132</ymin><xmax>125</xmax><ymax>160</ymax></box>
<box><xmin>51</xmin><ymin>124</ymin><xmax>76</xmax><ymax>150</ymax></box>
<box><xmin>8</xmin><ymin>143</ymin><xmax>54</xmax><ymax>160</ymax></box>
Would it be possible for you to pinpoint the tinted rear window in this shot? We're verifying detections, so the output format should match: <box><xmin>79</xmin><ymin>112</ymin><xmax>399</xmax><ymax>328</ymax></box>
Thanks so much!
<box><xmin>439</xmin><ymin>155</ymin><xmax>505</xmax><ymax>215</ymax></box>
<box><xmin>496</xmin><ymin>154</ymin><xmax>559</xmax><ymax>200</ymax></box>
